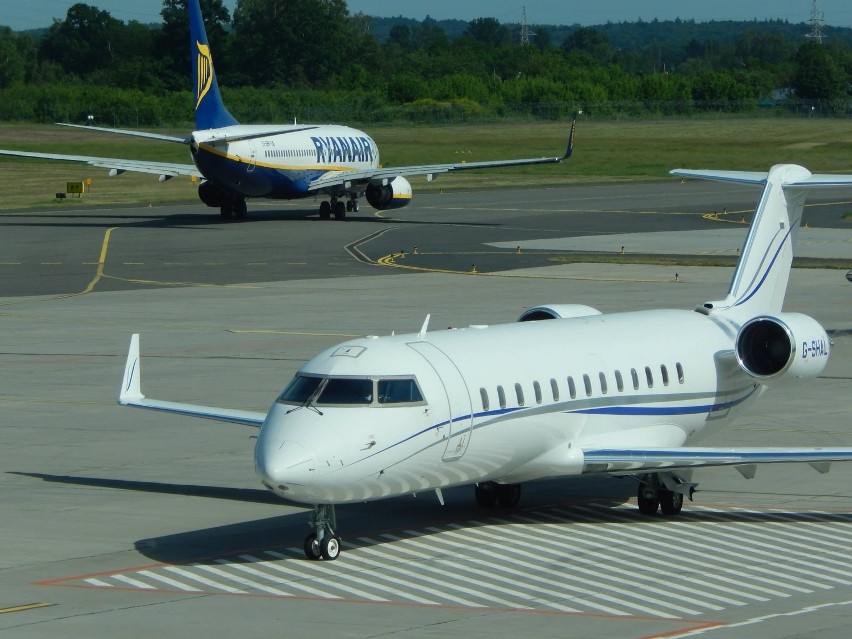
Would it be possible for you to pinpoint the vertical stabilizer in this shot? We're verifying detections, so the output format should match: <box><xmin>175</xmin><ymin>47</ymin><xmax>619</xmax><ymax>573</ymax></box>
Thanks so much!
<box><xmin>672</xmin><ymin>164</ymin><xmax>852</xmax><ymax>317</ymax></box>
<box><xmin>189</xmin><ymin>0</ymin><xmax>238</xmax><ymax>130</ymax></box>
<box><xmin>725</xmin><ymin>164</ymin><xmax>810</xmax><ymax>315</ymax></box>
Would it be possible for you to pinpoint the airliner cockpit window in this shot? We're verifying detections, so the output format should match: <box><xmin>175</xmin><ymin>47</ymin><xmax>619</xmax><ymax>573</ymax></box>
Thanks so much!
<box><xmin>277</xmin><ymin>374</ymin><xmax>322</xmax><ymax>404</ymax></box>
<box><xmin>316</xmin><ymin>378</ymin><xmax>374</xmax><ymax>405</ymax></box>
<box><xmin>377</xmin><ymin>378</ymin><xmax>424</xmax><ymax>404</ymax></box>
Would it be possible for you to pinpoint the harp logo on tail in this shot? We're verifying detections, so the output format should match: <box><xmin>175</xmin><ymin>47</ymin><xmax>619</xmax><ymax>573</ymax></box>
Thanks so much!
<box><xmin>195</xmin><ymin>41</ymin><xmax>213</xmax><ymax>111</ymax></box>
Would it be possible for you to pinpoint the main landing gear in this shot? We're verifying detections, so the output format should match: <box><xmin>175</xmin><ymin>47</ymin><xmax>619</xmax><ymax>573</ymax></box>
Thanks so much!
<box><xmin>219</xmin><ymin>197</ymin><xmax>247</xmax><ymax>220</ymax></box>
<box><xmin>303</xmin><ymin>504</ymin><xmax>342</xmax><ymax>561</ymax></box>
<box><xmin>474</xmin><ymin>481</ymin><xmax>522</xmax><ymax>508</ymax></box>
<box><xmin>636</xmin><ymin>472</ymin><xmax>696</xmax><ymax>516</ymax></box>
<box><xmin>318</xmin><ymin>196</ymin><xmax>359</xmax><ymax>220</ymax></box>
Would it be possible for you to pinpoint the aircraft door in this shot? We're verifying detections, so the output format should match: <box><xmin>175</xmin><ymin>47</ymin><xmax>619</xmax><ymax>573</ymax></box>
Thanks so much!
<box><xmin>408</xmin><ymin>342</ymin><xmax>472</xmax><ymax>461</ymax></box>
<box><xmin>246</xmin><ymin>142</ymin><xmax>257</xmax><ymax>173</ymax></box>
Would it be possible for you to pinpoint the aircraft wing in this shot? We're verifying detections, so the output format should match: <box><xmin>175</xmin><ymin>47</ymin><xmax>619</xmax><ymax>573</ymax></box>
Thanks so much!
<box><xmin>0</xmin><ymin>148</ymin><xmax>202</xmax><ymax>179</ymax></box>
<box><xmin>581</xmin><ymin>447</ymin><xmax>852</xmax><ymax>475</ymax></box>
<box><xmin>307</xmin><ymin>116</ymin><xmax>576</xmax><ymax>194</ymax></box>
<box><xmin>119</xmin><ymin>334</ymin><xmax>266</xmax><ymax>428</ymax></box>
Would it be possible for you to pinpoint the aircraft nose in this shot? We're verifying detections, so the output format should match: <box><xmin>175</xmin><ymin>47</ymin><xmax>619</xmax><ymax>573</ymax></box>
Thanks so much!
<box><xmin>256</xmin><ymin>440</ymin><xmax>316</xmax><ymax>494</ymax></box>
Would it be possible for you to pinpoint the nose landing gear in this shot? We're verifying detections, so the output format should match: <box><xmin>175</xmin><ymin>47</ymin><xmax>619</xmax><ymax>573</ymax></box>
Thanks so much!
<box><xmin>304</xmin><ymin>504</ymin><xmax>341</xmax><ymax>560</ymax></box>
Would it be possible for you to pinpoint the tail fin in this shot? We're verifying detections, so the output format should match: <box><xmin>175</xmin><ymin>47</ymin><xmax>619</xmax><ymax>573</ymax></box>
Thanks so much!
<box><xmin>189</xmin><ymin>0</ymin><xmax>238</xmax><ymax>130</ymax></box>
<box><xmin>671</xmin><ymin>164</ymin><xmax>852</xmax><ymax>316</ymax></box>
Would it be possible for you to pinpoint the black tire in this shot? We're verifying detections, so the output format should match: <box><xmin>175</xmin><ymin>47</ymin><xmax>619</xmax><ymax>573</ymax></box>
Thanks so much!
<box><xmin>319</xmin><ymin>201</ymin><xmax>331</xmax><ymax>220</ymax></box>
<box><xmin>637</xmin><ymin>481</ymin><xmax>659</xmax><ymax>515</ymax></box>
<box><xmin>659</xmin><ymin>489</ymin><xmax>684</xmax><ymax>516</ymax></box>
<box><xmin>219</xmin><ymin>205</ymin><xmax>233</xmax><ymax>219</ymax></box>
<box><xmin>321</xmin><ymin>535</ymin><xmax>342</xmax><ymax>560</ymax></box>
<box><xmin>495</xmin><ymin>483</ymin><xmax>522</xmax><ymax>508</ymax></box>
<box><xmin>234</xmin><ymin>199</ymin><xmax>247</xmax><ymax>219</ymax></box>
<box><xmin>333</xmin><ymin>201</ymin><xmax>346</xmax><ymax>220</ymax></box>
<box><xmin>474</xmin><ymin>483</ymin><xmax>497</xmax><ymax>507</ymax></box>
<box><xmin>304</xmin><ymin>533</ymin><xmax>322</xmax><ymax>560</ymax></box>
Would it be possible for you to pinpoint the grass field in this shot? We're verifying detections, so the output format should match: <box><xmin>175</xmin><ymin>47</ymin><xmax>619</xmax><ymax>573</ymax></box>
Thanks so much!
<box><xmin>0</xmin><ymin>118</ymin><xmax>850</xmax><ymax>210</ymax></box>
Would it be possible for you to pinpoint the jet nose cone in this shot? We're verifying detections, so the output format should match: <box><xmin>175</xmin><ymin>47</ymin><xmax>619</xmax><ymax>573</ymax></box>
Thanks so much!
<box><xmin>256</xmin><ymin>440</ymin><xmax>316</xmax><ymax>493</ymax></box>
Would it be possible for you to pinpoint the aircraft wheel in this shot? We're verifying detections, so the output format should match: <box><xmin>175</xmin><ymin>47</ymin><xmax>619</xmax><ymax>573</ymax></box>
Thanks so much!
<box><xmin>496</xmin><ymin>483</ymin><xmax>522</xmax><ymax>508</ymax></box>
<box><xmin>319</xmin><ymin>201</ymin><xmax>331</xmax><ymax>220</ymax></box>
<box><xmin>353</xmin><ymin>201</ymin><xmax>360</xmax><ymax>212</ymax></box>
<box><xmin>659</xmin><ymin>490</ymin><xmax>683</xmax><ymax>516</ymax></box>
<box><xmin>233</xmin><ymin>199</ymin><xmax>247</xmax><ymax>219</ymax></box>
<box><xmin>304</xmin><ymin>533</ymin><xmax>322</xmax><ymax>560</ymax></box>
<box><xmin>219</xmin><ymin>205</ymin><xmax>233</xmax><ymax>219</ymax></box>
<box><xmin>474</xmin><ymin>482</ymin><xmax>497</xmax><ymax>507</ymax></box>
<box><xmin>346</xmin><ymin>200</ymin><xmax>353</xmax><ymax>212</ymax></box>
<box><xmin>333</xmin><ymin>201</ymin><xmax>346</xmax><ymax>220</ymax></box>
<box><xmin>321</xmin><ymin>535</ymin><xmax>342</xmax><ymax>560</ymax></box>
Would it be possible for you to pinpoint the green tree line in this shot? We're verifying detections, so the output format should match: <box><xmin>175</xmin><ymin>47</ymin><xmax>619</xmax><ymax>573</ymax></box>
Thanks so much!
<box><xmin>0</xmin><ymin>0</ymin><xmax>849</xmax><ymax>126</ymax></box>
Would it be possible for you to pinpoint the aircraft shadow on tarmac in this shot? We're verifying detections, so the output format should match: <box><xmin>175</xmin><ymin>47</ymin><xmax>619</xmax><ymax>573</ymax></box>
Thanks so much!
<box><xmin>13</xmin><ymin>470</ymin><xmax>852</xmax><ymax>565</ymax></box>
<box><xmin>0</xmin><ymin>206</ymin><xmax>504</xmax><ymax>230</ymax></box>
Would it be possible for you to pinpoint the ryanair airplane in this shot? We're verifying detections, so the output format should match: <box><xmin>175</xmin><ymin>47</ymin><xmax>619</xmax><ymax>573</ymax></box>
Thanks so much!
<box><xmin>0</xmin><ymin>0</ymin><xmax>573</xmax><ymax>220</ymax></box>
<box><xmin>120</xmin><ymin>163</ymin><xmax>852</xmax><ymax>560</ymax></box>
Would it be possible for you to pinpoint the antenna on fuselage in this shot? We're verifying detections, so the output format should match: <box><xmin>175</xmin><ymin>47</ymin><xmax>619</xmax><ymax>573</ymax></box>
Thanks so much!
<box><xmin>418</xmin><ymin>314</ymin><xmax>431</xmax><ymax>340</ymax></box>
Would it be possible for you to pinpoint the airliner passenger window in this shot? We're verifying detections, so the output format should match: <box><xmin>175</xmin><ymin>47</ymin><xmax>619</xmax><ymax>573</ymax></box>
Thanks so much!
<box><xmin>676</xmin><ymin>362</ymin><xmax>685</xmax><ymax>383</ymax></box>
<box><xmin>317</xmin><ymin>378</ymin><xmax>373</xmax><ymax>405</ymax></box>
<box><xmin>599</xmin><ymin>372</ymin><xmax>608</xmax><ymax>394</ymax></box>
<box><xmin>515</xmin><ymin>383</ymin><xmax>525</xmax><ymax>406</ymax></box>
<box><xmin>661</xmin><ymin>365</ymin><xmax>669</xmax><ymax>386</ymax></box>
<box><xmin>631</xmin><ymin>368</ymin><xmax>639</xmax><ymax>390</ymax></box>
<box><xmin>533</xmin><ymin>381</ymin><xmax>542</xmax><ymax>404</ymax></box>
<box><xmin>615</xmin><ymin>370</ymin><xmax>624</xmax><ymax>392</ymax></box>
<box><xmin>550</xmin><ymin>378</ymin><xmax>559</xmax><ymax>401</ymax></box>
<box><xmin>497</xmin><ymin>385</ymin><xmax>506</xmax><ymax>409</ymax></box>
<box><xmin>377</xmin><ymin>378</ymin><xmax>424</xmax><ymax>404</ymax></box>
<box><xmin>567</xmin><ymin>376</ymin><xmax>576</xmax><ymax>399</ymax></box>
<box><xmin>277</xmin><ymin>374</ymin><xmax>322</xmax><ymax>404</ymax></box>
<box><xmin>645</xmin><ymin>366</ymin><xmax>654</xmax><ymax>388</ymax></box>
<box><xmin>583</xmin><ymin>374</ymin><xmax>592</xmax><ymax>397</ymax></box>
<box><xmin>480</xmin><ymin>388</ymin><xmax>490</xmax><ymax>411</ymax></box>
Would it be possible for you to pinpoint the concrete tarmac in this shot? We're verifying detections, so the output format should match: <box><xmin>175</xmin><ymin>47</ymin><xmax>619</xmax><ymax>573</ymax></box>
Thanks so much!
<box><xmin>0</xmin><ymin>182</ymin><xmax>850</xmax><ymax>638</ymax></box>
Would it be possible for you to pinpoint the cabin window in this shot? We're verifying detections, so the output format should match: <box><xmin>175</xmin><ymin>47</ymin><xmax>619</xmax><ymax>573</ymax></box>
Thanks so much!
<box><xmin>676</xmin><ymin>362</ymin><xmax>685</xmax><ymax>383</ymax></box>
<box><xmin>515</xmin><ymin>383</ymin><xmax>525</xmax><ymax>406</ymax></box>
<box><xmin>480</xmin><ymin>387</ymin><xmax>490</xmax><ymax>411</ymax></box>
<box><xmin>583</xmin><ymin>374</ymin><xmax>592</xmax><ymax>397</ymax></box>
<box><xmin>497</xmin><ymin>385</ymin><xmax>506</xmax><ymax>409</ymax></box>
<box><xmin>660</xmin><ymin>365</ymin><xmax>670</xmax><ymax>387</ymax></box>
<box><xmin>377</xmin><ymin>378</ymin><xmax>424</xmax><ymax>404</ymax></box>
<box><xmin>317</xmin><ymin>377</ymin><xmax>373</xmax><ymax>405</ymax></box>
<box><xmin>533</xmin><ymin>381</ymin><xmax>542</xmax><ymax>404</ymax></box>
<box><xmin>645</xmin><ymin>366</ymin><xmax>654</xmax><ymax>388</ymax></box>
<box><xmin>615</xmin><ymin>370</ymin><xmax>624</xmax><ymax>392</ymax></box>
<box><xmin>567</xmin><ymin>376</ymin><xmax>576</xmax><ymax>399</ymax></box>
<box><xmin>277</xmin><ymin>374</ymin><xmax>323</xmax><ymax>404</ymax></box>
<box><xmin>550</xmin><ymin>378</ymin><xmax>559</xmax><ymax>401</ymax></box>
<box><xmin>599</xmin><ymin>372</ymin><xmax>608</xmax><ymax>394</ymax></box>
<box><xmin>631</xmin><ymin>368</ymin><xmax>639</xmax><ymax>390</ymax></box>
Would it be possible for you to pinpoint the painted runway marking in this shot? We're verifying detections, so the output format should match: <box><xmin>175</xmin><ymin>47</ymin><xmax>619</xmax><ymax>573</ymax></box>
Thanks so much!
<box><xmin>41</xmin><ymin>504</ymin><xmax>852</xmax><ymax>618</ymax></box>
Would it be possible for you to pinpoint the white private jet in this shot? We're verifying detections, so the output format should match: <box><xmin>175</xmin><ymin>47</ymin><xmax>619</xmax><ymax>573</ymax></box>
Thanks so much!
<box><xmin>0</xmin><ymin>0</ymin><xmax>573</xmax><ymax>220</ymax></box>
<box><xmin>120</xmin><ymin>163</ymin><xmax>852</xmax><ymax>561</ymax></box>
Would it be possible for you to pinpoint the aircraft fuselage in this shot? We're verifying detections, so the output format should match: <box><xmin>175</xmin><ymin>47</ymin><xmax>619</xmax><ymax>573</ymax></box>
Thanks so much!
<box><xmin>255</xmin><ymin>308</ymin><xmax>764</xmax><ymax>504</ymax></box>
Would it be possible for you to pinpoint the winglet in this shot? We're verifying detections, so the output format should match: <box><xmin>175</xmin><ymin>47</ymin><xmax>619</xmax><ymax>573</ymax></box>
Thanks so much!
<box><xmin>562</xmin><ymin>113</ymin><xmax>578</xmax><ymax>161</ymax></box>
<box><xmin>418</xmin><ymin>314</ymin><xmax>431</xmax><ymax>340</ymax></box>
<box><xmin>119</xmin><ymin>334</ymin><xmax>144</xmax><ymax>405</ymax></box>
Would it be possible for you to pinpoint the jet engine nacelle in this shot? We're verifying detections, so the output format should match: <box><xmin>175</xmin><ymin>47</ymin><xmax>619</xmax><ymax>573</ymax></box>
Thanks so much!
<box><xmin>198</xmin><ymin>181</ymin><xmax>229</xmax><ymax>208</ymax></box>
<box><xmin>518</xmin><ymin>304</ymin><xmax>602</xmax><ymax>322</ymax></box>
<box><xmin>735</xmin><ymin>313</ymin><xmax>829</xmax><ymax>383</ymax></box>
<box><xmin>365</xmin><ymin>176</ymin><xmax>412</xmax><ymax>210</ymax></box>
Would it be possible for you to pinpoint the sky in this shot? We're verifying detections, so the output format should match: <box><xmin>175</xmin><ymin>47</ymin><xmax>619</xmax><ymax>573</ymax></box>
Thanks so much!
<box><xmin>3</xmin><ymin>0</ymin><xmax>851</xmax><ymax>31</ymax></box>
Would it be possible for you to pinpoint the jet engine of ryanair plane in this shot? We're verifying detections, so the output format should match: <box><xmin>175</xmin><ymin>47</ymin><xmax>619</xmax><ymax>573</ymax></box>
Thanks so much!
<box><xmin>365</xmin><ymin>176</ymin><xmax>413</xmax><ymax>210</ymax></box>
<box><xmin>517</xmin><ymin>304</ymin><xmax>603</xmax><ymax>322</ymax></box>
<box><xmin>735</xmin><ymin>313</ymin><xmax>829</xmax><ymax>383</ymax></box>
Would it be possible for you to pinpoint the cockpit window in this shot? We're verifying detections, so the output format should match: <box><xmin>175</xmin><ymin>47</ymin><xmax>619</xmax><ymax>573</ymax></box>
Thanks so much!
<box><xmin>277</xmin><ymin>374</ymin><xmax>322</xmax><ymax>404</ymax></box>
<box><xmin>276</xmin><ymin>374</ymin><xmax>425</xmax><ymax>407</ymax></box>
<box><xmin>316</xmin><ymin>378</ymin><xmax>373</xmax><ymax>405</ymax></box>
<box><xmin>378</xmin><ymin>378</ymin><xmax>423</xmax><ymax>404</ymax></box>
